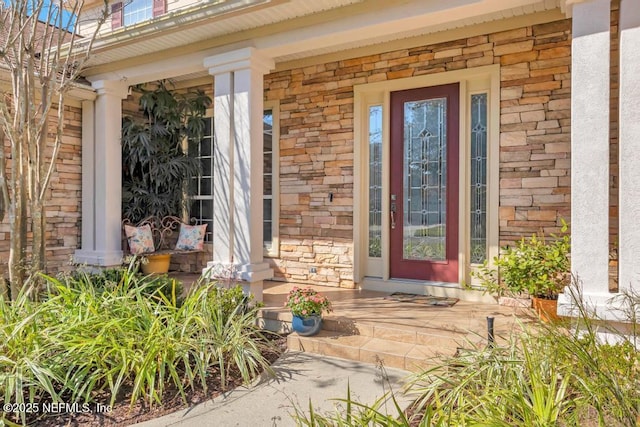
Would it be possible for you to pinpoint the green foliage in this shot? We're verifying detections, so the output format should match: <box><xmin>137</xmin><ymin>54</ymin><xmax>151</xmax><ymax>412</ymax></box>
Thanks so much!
<box><xmin>293</xmin><ymin>383</ymin><xmax>425</xmax><ymax>427</ymax></box>
<box><xmin>0</xmin><ymin>267</ymin><xmax>274</xmax><ymax>424</ymax></box>
<box><xmin>407</xmin><ymin>313</ymin><xmax>640</xmax><ymax>427</ymax></box>
<box><xmin>63</xmin><ymin>263</ymin><xmax>185</xmax><ymax>304</ymax></box>
<box><xmin>472</xmin><ymin>221</ymin><xmax>570</xmax><ymax>299</ymax></box>
<box><xmin>122</xmin><ymin>80</ymin><xmax>212</xmax><ymax>223</ymax></box>
<box><xmin>294</xmin><ymin>288</ymin><xmax>640</xmax><ymax>427</ymax></box>
<box><xmin>285</xmin><ymin>287</ymin><xmax>332</xmax><ymax>317</ymax></box>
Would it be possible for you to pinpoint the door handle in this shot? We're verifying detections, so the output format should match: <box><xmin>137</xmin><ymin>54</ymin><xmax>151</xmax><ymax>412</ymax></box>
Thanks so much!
<box><xmin>390</xmin><ymin>194</ymin><xmax>397</xmax><ymax>229</ymax></box>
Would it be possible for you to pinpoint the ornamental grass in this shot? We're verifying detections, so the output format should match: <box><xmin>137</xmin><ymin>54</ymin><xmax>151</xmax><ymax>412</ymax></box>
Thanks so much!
<box><xmin>0</xmin><ymin>260</ymin><xmax>274</xmax><ymax>425</ymax></box>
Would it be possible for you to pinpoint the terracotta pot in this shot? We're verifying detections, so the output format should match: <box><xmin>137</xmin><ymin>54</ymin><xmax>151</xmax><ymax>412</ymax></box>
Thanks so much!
<box><xmin>141</xmin><ymin>253</ymin><xmax>171</xmax><ymax>274</ymax></box>
<box><xmin>532</xmin><ymin>296</ymin><xmax>560</xmax><ymax>323</ymax></box>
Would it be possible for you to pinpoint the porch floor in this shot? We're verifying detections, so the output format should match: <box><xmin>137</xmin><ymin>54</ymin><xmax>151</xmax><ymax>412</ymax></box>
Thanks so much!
<box><xmin>171</xmin><ymin>273</ymin><xmax>535</xmax><ymax>372</ymax></box>
<box><xmin>261</xmin><ymin>281</ymin><xmax>534</xmax><ymax>371</ymax></box>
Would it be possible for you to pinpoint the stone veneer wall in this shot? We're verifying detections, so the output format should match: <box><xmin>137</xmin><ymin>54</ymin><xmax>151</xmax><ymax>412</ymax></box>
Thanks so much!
<box><xmin>0</xmin><ymin>105</ymin><xmax>83</xmax><ymax>275</ymax></box>
<box><xmin>264</xmin><ymin>19</ymin><xmax>573</xmax><ymax>287</ymax></box>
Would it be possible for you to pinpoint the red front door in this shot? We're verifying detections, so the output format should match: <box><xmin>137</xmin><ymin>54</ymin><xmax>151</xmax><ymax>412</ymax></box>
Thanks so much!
<box><xmin>389</xmin><ymin>84</ymin><xmax>459</xmax><ymax>282</ymax></box>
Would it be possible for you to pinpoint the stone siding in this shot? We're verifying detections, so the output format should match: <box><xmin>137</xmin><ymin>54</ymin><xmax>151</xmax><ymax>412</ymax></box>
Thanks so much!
<box><xmin>0</xmin><ymin>105</ymin><xmax>83</xmax><ymax>276</ymax></box>
<box><xmin>264</xmin><ymin>19</ymin><xmax>573</xmax><ymax>286</ymax></box>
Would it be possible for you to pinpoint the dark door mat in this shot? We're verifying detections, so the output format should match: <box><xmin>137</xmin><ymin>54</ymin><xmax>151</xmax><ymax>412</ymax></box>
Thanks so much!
<box><xmin>385</xmin><ymin>292</ymin><xmax>459</xmax><ymax>307</ymax></box>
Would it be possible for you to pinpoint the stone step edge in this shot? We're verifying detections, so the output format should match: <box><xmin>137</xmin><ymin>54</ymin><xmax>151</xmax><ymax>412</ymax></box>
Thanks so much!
<box><xmin>285</xmin><ymin>326</ymin><xmax>485</xmax><ymax>351</ymax></box>
<box><xmin>259</xmin><ymin>308</ymin><xmax>477</xmax><ymax>339</ymax></box>
<box><xmin>287</xmin><ymin>333</ymin><xmax>461</xmax><ymax>371</ymax></box>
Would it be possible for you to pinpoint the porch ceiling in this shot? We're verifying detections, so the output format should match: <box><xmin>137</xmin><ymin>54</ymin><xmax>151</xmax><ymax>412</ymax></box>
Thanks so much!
<box><xmin>82</xmin><ymin>0</ymin><xmax>562</xmax><ymax>80</ymax></box>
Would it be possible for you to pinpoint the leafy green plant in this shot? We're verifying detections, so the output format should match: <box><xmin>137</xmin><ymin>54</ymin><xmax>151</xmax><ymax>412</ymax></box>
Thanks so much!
<box><xmin>285</xmin><ymin>287</ymin><xmax>332</xmax><ymax>317</ymax></box>
<box><xmin>293</xmin><ymin>384</ymin><xmax>421</xmax><ymax>427</ymax></box>
<box><xmin>0</xmin><ymin>286</ymin><xmax>63</xmax><ymax>426</ymax></box>
<box><xmin>472</xmin><ymin>221</ymin><xmax>570</xmax><ymax>299</ymax></box>
<box><xmin>63</xmin><ymin>261</ymin><xmax>184</xmax><ymax>304</ymax></box>
<box><xmin>1</xmin><ymin>268</ymin><xmax>276</xmax><ymax>424</ymax></box>
<box><xmin>121</xmin><ymin>80</ymin><xmax>211</xmax><ymax>223</ymax></box>
<box><xmin>293</xmin><ymin>286</ymin><xmax>640</xmax><ymax>427</ymax></box>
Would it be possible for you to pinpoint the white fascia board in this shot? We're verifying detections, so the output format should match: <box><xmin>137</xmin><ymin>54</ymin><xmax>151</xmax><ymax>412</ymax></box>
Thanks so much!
<box><xmin>86</xmin><ymin>48</ymin><xmax>224</xmax><ymax>86</ymax></box>
<box><xmin>80</xmin><ymin>0</ymin><xmax>274</xmax><ymax>53</ymax></box>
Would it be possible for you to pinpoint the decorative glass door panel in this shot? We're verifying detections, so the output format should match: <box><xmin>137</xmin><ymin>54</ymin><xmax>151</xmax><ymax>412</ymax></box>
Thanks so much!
<box><xmin>403</xmin><ymin>98</ymin><xmax>447</xmax><ymax>261</ymax></box>
<box><xmin>390</xmin><ymin>84</ymin><xmax>459</xmax><ymax>282</ymax></box>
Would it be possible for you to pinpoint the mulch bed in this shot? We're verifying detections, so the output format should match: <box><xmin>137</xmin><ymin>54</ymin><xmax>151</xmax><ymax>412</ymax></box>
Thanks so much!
<box><xmin>10</xmin><ymin>334</ymin><xmax>288</xmax><ymax>427</ymax></box>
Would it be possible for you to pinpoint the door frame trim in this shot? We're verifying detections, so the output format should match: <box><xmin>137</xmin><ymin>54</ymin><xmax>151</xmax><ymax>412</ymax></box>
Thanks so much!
<box><xmin>353</xmin><ymin>64</ymin><xmax>500</xmax><ymax>285</ymax></box>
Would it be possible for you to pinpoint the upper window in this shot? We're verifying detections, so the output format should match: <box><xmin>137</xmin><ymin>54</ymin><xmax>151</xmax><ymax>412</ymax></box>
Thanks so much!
<box><xmin>111</xmin><ymin>0</ymin><xmax>165</xmax><ymax>29</ymax></box>
<box><xmin>124</xmin><ymin>0</ymin><xmax>153</xmax><ymax>26</ymax></box>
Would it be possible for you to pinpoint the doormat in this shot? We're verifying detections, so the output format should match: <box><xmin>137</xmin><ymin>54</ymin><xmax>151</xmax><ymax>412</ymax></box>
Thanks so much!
<box><xmin>385</xmin><ymin>292</ymin><xmax>459</xmax><ymax>307</ymax></box>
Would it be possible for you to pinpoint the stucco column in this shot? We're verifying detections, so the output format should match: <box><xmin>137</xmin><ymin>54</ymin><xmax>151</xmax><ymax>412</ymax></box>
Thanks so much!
<box><xmin>558</xmin><ymin>0</ymin><xmax>612</xmax><ymax>317</ymax></box>
<box><xmin>618</xmin><ymin>0</ymin><xmax>640</xmax><ymax>294</ymax></box>
<box><xmin>204</xmin><ymin>48</ymin><xmax>274</xmax><ymax>301</ymax></box>
<box><xmin>74</xmin><ymin>80</ymin><xmax>128</xmax><ymax>267</ymax></box>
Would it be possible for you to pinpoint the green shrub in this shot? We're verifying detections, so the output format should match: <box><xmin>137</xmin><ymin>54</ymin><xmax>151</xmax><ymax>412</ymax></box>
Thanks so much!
<box><xmin>472</xmin><ymin>221</ymin><xmax>570</xmax><ymax>299</ymax></box>
<box><xmin>294</xmin><ymin>288</ymin><xmax>640</xmax><ymax>426</ymax></box>
<box><xmin>0</xmin><ymin>269</ymin><xmax>274</xmax><ymax>424</ymax></box>
<box><xmin>0</xmin><ymin>288</ymin><xmax>63</xmax><ymax>426</ymax></box>
<box><xmin>62</xmin><ymin>260</ymin><xmax>184</xmax><ymax>303</ymax></box>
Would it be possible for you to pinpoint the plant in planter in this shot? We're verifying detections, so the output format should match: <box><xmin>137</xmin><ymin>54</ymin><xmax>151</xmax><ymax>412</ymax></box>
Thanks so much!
<box><xmin>285</xmin><ymin>287</ymin><xmax>332</xmax><ymax>336</ymax></box>
<box><xmin>121</xmin><ymin>81</ymin><xmax>211</xmax><ymax>271</ymax></box>
<box><xmin>473</xmin><ymin>222</ymin><xmax>570</xmax><ymax>321</ymax></box>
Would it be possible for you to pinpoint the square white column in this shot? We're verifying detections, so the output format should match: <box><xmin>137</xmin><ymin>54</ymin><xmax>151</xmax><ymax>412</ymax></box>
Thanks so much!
<box><xmin>204</xmin><ymin>48</ymin><xmax>275</xmax><ymax>300</ymax></box>
<box><xmin>618</xmin><ymin>0</ymin><xmax>640</xmax><ymax>294</ymax></box>
<box><xmin>559</xmin><ymin>0</ymin><xmax>612</xmax><ymax>317</ymax></box>
<box><xmin>74</xmin><ymin>80</ymin><xmax>128</xmax><ymax>267</ymax></box>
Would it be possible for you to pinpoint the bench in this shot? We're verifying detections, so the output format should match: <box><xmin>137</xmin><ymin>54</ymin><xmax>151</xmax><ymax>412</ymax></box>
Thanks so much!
<box><xmin>122</xmin><ymin>215</ymin><xmax>207</xmax><ymax>272</ymax></box>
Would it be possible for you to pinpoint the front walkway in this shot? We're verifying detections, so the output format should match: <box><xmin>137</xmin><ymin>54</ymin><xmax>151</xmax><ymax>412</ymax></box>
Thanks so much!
<box><xmin>135</xmin><ymin>351</ymin><xmax>410</xmax><ymax>427</ymax></box>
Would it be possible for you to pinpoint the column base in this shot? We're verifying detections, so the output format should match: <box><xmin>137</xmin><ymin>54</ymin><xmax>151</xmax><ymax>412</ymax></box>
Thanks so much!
<box><xmin>203</xmin><ymin>261</ymin><xmax>273</xmax><ymax>303</ymax></box>
<box><xmin>74</xmin><ymin>250</ymin><xmax>123</xmax><ymax>268</ymax></box>
<box><xmin>557</xmin><ymin>288</ymin><xmax>629</xmax><ymax>322</ymax></box>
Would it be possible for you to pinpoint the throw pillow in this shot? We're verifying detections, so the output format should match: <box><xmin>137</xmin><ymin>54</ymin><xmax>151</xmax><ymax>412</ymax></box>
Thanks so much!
<box><xmin>124</xmin><ymin>224</ymin><xmax>155</xmax><ymax>254</ymax></box>
<box><xmin>175</xmin><ymin>223</ymin><xmax>207</xmax><ymax>251</ymax></box>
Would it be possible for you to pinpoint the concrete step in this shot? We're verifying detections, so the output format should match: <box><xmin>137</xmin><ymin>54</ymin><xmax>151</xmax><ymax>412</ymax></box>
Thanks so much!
<box><xmin>259</xmin><ymin>302</ymin><xmax>514</xmax><ymax>371</ymax></box>
<box><xmin>286</xmin><ymin>330</ymin><xmax>460</xmax><ymax>371</ymax></box>
<box><xmin>263</xmin><ymin>311</ymin><xmax>484</xmax><ymax>371</ymax></box>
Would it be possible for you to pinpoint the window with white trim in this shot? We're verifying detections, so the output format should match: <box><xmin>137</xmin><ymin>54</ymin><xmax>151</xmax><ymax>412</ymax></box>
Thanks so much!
<box><xmin>190</xmin><ymin>116</ymin><xmax>214</xmax><ymax>242</ymax></box>
<box><xmin>263</xmin><ymin>106</ymin><xmax>279</xmax><ymax>256</ymax></box>
<box><xmin>123</xmin><ymin>0</ymin><xmax>153</xmax><ymax>26</ymax></box>
<box><xmin>189</xmin><ymin>107</ymin><xmax>279</xmax><ymax>252</ymax></box>
<box><xmin>111</xmin><ymin>0</ymin><xmax>165</xmax><ymax>29</ymax></box>
<box><xmin>470</xmin><ymin>92</ymin><xmax>488</xmax><ymax>264</ymax></box>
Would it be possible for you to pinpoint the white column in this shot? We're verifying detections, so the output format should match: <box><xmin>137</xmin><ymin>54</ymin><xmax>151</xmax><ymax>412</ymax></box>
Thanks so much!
<box><xmin>204</xmin><ymin>48</ymin><xmax>275</xmax><ymax>301</ymax></box>
<box><xmin>74</xmin><ymin>80</ymin><xmax>129</xmax><ymax>267</ymax></box>
<box><xmin>559</xmin><ymin>0</ymin><xmax>612</xmax><ymax>317</ymax></box>
<box><xmin>618</xmin><ymin>0</ymin><xmax>640</xmax><ymax>294</ymax></box>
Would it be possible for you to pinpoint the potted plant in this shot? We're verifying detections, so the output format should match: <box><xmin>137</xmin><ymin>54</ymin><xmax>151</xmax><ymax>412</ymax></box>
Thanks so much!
<box><xmin>285</xmin><ymin>287</ymin><xmax>332</xmax><ymax>336</ymax></box>
<box><xmin>121</xmin><ymin>81</ymin><xmax>211</xmax><ymax>272</ymax></box>
<box><xmin>473</xmin><ymin>222</ymin><xmax>570</xmax><ymax>322</ymax></box>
